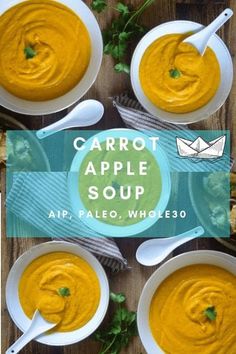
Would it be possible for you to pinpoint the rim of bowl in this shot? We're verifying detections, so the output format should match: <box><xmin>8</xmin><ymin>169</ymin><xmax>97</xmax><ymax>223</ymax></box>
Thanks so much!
<box><xmin>137</xmin><ymin>250</ymin><xmax>236</xmax><ymax>354</ymax></box>
<box><xmin>131</xmin><ymin>20</ymin><xmax>233</xmax><ymax>125</ymax></box>
<box><xmin>68</xmin><ymin>128</ymin><xmax>171</xmax><ymax>237</ymax></box>
<box><xmin>5</xmin><ymin>241</ymin><xmax>110</xmax><ymax>346</ymax></box>
<box><xmin>0</xmin><ymin>0</ymin><xmax>103</xmax><ymax>115</ymax></box>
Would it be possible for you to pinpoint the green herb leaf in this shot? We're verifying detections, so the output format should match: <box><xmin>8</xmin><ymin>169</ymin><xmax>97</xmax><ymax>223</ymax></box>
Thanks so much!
<box><xmin>169</xmin><ymin>68</ymin><xmax>181</xmax><ymax>79</ymax></box>
<box><xmin>109</xmin><ymin>323</ymin><xmax>121</xmax><ymax>335</ymax></box>
<box><xmin>114</xmin><ymin>63</ymin><xmax>130</xmax><ymax>74</ymax></box>
<box><xmin>118</xmin><ymin>31</ymin><xmax>132</xmax><ymax>42</ymax></box>
<box><xmin>113</xmin><ymin>43</ymin><xmax>127</xmax><ymax>60</ymax></box>
<box><xmin>110</xmin><ymin>292</ymin><xmax>126</xmax><ymax>303</ymax></box>
<box><xmin>204</xmin><ymin>306</ymin><xmax>217</xmax><ymax>321</ymax></box>
<box><xmin>103</xmin><ymin>42</ymin><xmax>127</xmax><ymax>60</ymax></box>
<box><xmin>133</xmin><ymin>23</ymin><xmax>148</xmax><ymax>35</ymax></box>
<box><xmin>58</xmin><ymin>287</ymin><xmax>70</xmax><ymax>297</ymax></box>
<box><xmin>24</xmin><ymin>46</ymin><xmax>37</xmax><ymax>59</ymax></box>
<box><xmin>94</xmin><ymin>292</ymin><xmax>137</xmax><ymax>354</ymax></box>
<box><xmin>104</xmin><ymin>42</ymin><xmax>114</xmax><ymax>55</ymax></box>
<box><xmin>116</xmin><ymin>2</ymin><xmax>130</xmax><ymax>16</ymax></box>
<box><xmin>95</xmin><ymin>0</ymin><xmax>154</xmax><ymax>73</ymax></box>
<box><xmin>91</xmin><ymin>0</ymin><xmax>107</xmax><ymax>13</ymax></box>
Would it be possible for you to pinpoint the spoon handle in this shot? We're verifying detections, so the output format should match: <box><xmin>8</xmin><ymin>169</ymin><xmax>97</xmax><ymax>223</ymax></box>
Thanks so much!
<box><xmin>36</xmin><ymin>100</ymin><xmax>104</xmax><ymax>139</ymax></box>
<box><xmin>36</xmin><ymin>115</ymin><xmax>72</xmax><ymax>139</ymax></box>
<box><xmin>6</xmin><ymin>330</ymin><xmax>37</xmax><ymax>354</ymax></box>
<box><xmin>6</xmin><ymin>311</ymin><xmax>56</xmax><ymax>354</ymax></box>
<box><xmin>169</xmin><ymin>225</ymin><xmax>204</xmax><ymax>241</ymax></box>
<box><xmin>199</xmin><ymin>8</ymin><xmax>233</xmax><ymax>38</ymax></box>
<box><xmin>136</xmin><ymin>226</ymin><xmax>205</xmax><ymax>266</ymax></box>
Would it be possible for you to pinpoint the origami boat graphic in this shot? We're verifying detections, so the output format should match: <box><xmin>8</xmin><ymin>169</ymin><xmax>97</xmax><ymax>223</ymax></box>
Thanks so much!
<box><xmin>176</xmin><ymin>135</ymin><xmax>226</xmax><ymax>159</ymax></box>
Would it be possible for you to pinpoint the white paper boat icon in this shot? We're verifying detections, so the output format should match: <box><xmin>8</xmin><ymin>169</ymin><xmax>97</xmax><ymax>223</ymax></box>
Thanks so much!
<box><xmin>176</xmin><ymin>135</ymin><xmax>226</xmax><ymax>159</ymax></box>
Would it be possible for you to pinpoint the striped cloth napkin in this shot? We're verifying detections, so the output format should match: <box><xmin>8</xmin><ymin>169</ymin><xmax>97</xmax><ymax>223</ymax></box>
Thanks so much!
<box><xmin>7</xmin><ymin>172</ymin><xmax>128</xmax><ymax>272</ymax></box>
<box><xmin>113</xmin><ymin>93</ymin><xmax>186</xmax><ymax>131</ymax></box>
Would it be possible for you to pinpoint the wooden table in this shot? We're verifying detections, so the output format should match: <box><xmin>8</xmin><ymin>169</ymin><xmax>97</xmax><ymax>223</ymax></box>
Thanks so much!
<box><xmin>1</xmin><ymin>0</ymin><xmax>236</xmax><ymax>353</ymax></box>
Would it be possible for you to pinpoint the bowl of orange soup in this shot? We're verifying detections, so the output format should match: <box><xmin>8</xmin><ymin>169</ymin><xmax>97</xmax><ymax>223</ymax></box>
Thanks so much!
<box><xmin>0</xmin><ymin>0</ymin><xmax>103</xmax><ymax>115</ymax></box>
<box><xmin>6</xmin><ymin>241</ymin><xmax>109</xmax><ymax>345</ymax></box>
<box><xmin>137</xmin><ymin>251</ymin><xmax>236</xmax><ymax>354</ymax></box>
<box><xmin>131</xmin><ymin>21</ymin><xmax>233</xmax><ymax>124</ymax></box>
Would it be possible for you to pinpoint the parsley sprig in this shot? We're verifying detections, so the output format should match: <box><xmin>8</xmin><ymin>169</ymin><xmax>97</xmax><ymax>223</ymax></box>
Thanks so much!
<box><xmin>94</xmin><ymin>292</ymin><xmax>137</xmax><ymax>354</ymax></box>
<box><xmin>169</xmin><ymin>68</ymin><xmax>181</xmax><ymax>79</ymax></box>
<box><xmin>204</xmin><ymin>306</ymin><xmax>217</xmax><ymax>321</ymax></box>
<box><xmin>58</xmin><ymin>287</ymin><xmax>70</xmax><ymax>297</ymax></box>
<box><xmin>91</xmin><ymin>0</ymin><xmax>107</xmax><ymax>12</ymax></box>
<box><xmin>24</xmin><ymin>46</ymin><xmax>37</xmax><ymax>59</ymax></box>
<box><xmin>91</xmin><ymin>0</ymin><xmax>155</xmax><ymax>74</ymax></box>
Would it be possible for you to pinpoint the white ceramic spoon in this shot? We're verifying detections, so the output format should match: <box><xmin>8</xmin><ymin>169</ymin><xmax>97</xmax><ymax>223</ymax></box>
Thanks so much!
<box><xmin>136</xmin><ymin>226</ymin><xmax>204</xmax><ymax>266</ymax></box>
<box><xmin>6</xmin><ymin>310</ymin><xmax>57</xmax><ymax>354</ymax></box>
<box><xmin>183</xmin><ymin>8</ymin><xmax>233</xmax><ymax>55</ymax></box>
<box><xmin>36</xmin><ymin>99</ymin><xmax>104</xmax><ymax>139</ymax></box>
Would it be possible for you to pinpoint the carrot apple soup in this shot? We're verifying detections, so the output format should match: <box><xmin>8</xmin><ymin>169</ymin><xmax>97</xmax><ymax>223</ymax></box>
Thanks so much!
<box><xmin>19</xmin><ymin>252</ymin><xmax>100</xmax><ymax>332</ymax></box>
<box><xmin>149</xmin><ymin>264</ymin><xmax>236</xmax><ymax>354</ymax></box>
<box><xmin>139</xmin><ymin>33</ymin><xmax>221</xmax><ymax>113</ymax></box>
<box><xmin>0</xmin><ymin>0</ymin><xmax>91</xmax><ymax>101</ymax></box>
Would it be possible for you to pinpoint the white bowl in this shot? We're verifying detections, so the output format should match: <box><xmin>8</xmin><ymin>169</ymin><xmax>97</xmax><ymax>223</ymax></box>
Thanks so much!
<box><xmin>68</xmin><ymin>128</ymin><xmax>171</xmax><ymax>237</ymax></box>
<box><xmin>0</xmin><ymin>0</ymin><xmax>103</xmax><ymax>115</ymax></box>
<box><xmin>131</xmin><ymin>21</ymin><xmax>233</xmax><ymax>124</ymax></box>
<box><xmin>6</xmin><ymin>241</ymin><xmax>109</xmax><ymax>346</ymax></box>
<box><xmin>137</xmin><ymin>250</ymin><xmax>236</xmax><ymax>354</ymax></box>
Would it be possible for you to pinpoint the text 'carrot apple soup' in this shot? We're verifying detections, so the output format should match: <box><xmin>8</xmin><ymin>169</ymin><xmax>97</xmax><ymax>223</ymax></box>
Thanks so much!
<box><xmin>0</xmin><ymin>0</ymin><xmax>91</xmax><ymax>101</ymax></box>
<box><xmin>139</xmin><ymin>33</ymin><xmax>221</xmax><ymax>113</ymax></box>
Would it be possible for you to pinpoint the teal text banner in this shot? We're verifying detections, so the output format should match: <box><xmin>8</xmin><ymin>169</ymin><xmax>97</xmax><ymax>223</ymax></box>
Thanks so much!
<box><xmin>6</xmin><ymin>129</ymin><xmax>231</xmax><ymax>238</ymax></box>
